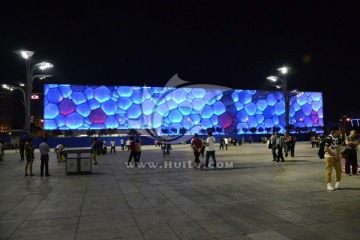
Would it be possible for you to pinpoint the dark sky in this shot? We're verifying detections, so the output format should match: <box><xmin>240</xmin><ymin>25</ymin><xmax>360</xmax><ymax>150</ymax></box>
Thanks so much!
<box><xmin>1</xmin><ymin>0</ymin><xmax>360</xmax><ymax>125</ymax></box>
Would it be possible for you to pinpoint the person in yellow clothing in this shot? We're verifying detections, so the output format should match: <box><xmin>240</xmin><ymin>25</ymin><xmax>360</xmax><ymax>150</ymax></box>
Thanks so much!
<box><xmin>324</xmin><ymin>127</ymin><xmax>342</xmax><ymax>191</ymax></box>
<box><xmin>91</xmin><ymin>138</ymin><xmax>98</xmax><ymax>165</ymax></box>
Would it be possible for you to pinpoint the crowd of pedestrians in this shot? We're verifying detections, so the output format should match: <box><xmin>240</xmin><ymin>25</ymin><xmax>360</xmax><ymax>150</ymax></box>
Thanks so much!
<box><xmin>2</xmin><ymin>127</ymin><xmax>358</xmax><ymax>193</ymax></box>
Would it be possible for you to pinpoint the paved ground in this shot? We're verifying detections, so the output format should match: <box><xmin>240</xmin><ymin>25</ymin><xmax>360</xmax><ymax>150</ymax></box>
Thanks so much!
<box><xmin>1</xmin><ymin>141</ymin><xmax>360</xmax><ymax>240</ymax></box>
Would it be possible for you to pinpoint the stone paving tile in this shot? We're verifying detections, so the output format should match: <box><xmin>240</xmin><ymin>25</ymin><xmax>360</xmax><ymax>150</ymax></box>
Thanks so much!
<box><xmin>27</xmin><ymin>210</ymin><xmax>81</xmax><ymax>220</ymax></box>
<box><xmin>221</xmin><ymin>216</ymin><xmax>271</xmax><ymax>235</ymax></box>
<box><xmin>19</xmin><ymin>216</ymin><xmax>79</xmax><ymax>228</ymax></box>
<box><xmin>0</xmin><ymin>220</ymin><xmax>22</xmax><ymax>239</ymax></box>
<box><xmin>75</xmin><ymin>225</ymin><xmax>143</xmax><ymax>240</ymax></box>
<box><xmin>271</xmin><ymin>222</ymin><xmax>340</xmax><ymax>240</ymax></box>
<box><xmin>132</xmin><ymin>209</ymin><xmax>165</xmax><ymax>225</ymax></box>
<box><xmin>196</xmin><ymin>217</ymin><xmax>246</xmax><ymax>238</ymax></box>
<box><xmin>10</xmin><ymin>224</ymin><xmax>78</xmax><ymax>239</ymax></box>
<box><xmin>138</xmin><ymin>223</ymin><xmax>180</xmax><ymax>240</ymax></box>
<box><xmin>268</xmin><ymin>209</ymin><xmax>319</xmax><ymax>226</ymax></box>
<box><xmin>247</xmin><ymin>230</ymin><xmax>291</xmax><ymax>240</ymax></box>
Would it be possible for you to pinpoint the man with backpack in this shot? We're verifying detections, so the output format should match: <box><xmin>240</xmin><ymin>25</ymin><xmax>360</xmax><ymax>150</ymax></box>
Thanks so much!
<box><xmin>324</xmin><ymin>127</ymin><xmax>342</xmax><ymax>191</ymax></box>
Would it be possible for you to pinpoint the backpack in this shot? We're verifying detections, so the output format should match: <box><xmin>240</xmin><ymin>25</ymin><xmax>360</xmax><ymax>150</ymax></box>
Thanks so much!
<box><xmin>318</xmin><ymin>140</ymin><xmax>326</xmax><ymax>159</ymax></box>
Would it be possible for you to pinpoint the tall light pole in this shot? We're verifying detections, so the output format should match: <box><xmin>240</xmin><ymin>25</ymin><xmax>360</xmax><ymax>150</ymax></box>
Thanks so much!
<box><xmin>267</xmin><ymin>67</ymin><xmax>290</xmax><ymax>134</ymax></box>
<box><xmin>20</xmin><ymin>50</ymin><xmax>53</xmax><ymax>132</ymax></box>
<box><xmin>1</xmin><ymin>84</ymin><xmax>26</xmax><ymax>106</ymax></box>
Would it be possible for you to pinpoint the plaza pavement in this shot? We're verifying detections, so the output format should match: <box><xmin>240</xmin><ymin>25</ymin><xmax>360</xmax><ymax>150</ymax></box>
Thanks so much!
<box><xmin>1</xmin><ymin>141</ymin><xmax>360</xmax><ymax>240</ymax></box>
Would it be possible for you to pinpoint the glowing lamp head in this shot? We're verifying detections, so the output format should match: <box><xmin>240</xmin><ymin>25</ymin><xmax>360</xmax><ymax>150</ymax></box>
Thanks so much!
<box><xmin>267</xmin><ymin>76</ymin><xmax>278</xmax><ymax>82</ymax></box>
<box><xmin>20</xmin><ymin>50</ymin><xmax>34</xmax><ymax>59</ymax></box>
<box><xmin>38</xmin><ymin>62</ymin><xmax>54</xmax><ymax>70</ymax></box>
<box><xmin>277</xmin><ymin>67</ymin><xmax>288</xmax><ymax>74</ymax></box>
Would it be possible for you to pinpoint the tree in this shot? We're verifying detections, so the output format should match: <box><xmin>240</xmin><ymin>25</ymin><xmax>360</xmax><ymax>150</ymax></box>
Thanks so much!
<box><xmin>286</xmin><ymin>124</ymin><xmax>295</xmax><ymax>133</ymax></box>
<box><xmin>179</xmin><ymin>127</ymin><xmax>187</xmax><ymax>135</ymax></box>
<box><xmin>249</xmin><ymin>127</ymin><xmax>257</xmax><ymax>134</ymax></box>
<box><xmin>242</xmin><ymin>128</ymin><xmax>248</xmax><ymax>133</ymax></box>
<box><xmin>99</xmin><ymin>129</ymin><xmax>107</xmax><ymax>135</ymax></box>
<box><xmin>87</xmin><ymin>130</ymin><xmax>97</xmax><ymax>136</ymax></box>
<box><xmin>161</xmin><ymin>128</ymin><xmax>169</xmax><ymax>135</ymax></box>
<box><xmin>199</xmin><ymin>129</ymin><xmax>206</xmax><ymax>135</ymax></box>
<box><xmin>207</xmin><ymin>127</ymin><xmax>215</xmax><ymax>133</ymax></box>
<box><xmin>215</xmin><ymin>127</ymin><xmax>223</xmax><ymax>134</ymax></box>
<box><xmin>232</xmin><ymin>128</ymin><xmax>238</xmax><ymax>134</ymax></box>
<box><xmin>273</xmin><ymin>126</ymin><xmax>280</xmax><ymax>133</ymax></box>
<box><xmin>52</xmin><ymin>129</ymin><xmax>63</xmax><ymax>136</ymax></box>
<box><xmin>257</xmin><ymin>127</ymin><xmax>264</xmax><ymax>133</ymax></box>
<box><xmin>128</xmin><ymin>129</ymin><xmax>138</xmax><ymax>136</ymax></box>
<box><xmin>64</xmin><ymin>130</ymin><xmax>74</xmax><ymax>137</ymax></box>
<box><xmin>265</xmin><ymin>127</ymin><xmax>272</xmax><ymax>133</ymax></box>
<box><xmin>170</xmin><ymin>128</ymin><xmax>178</xmax><ymax>134</ymax></box>
<box><xmin>107</xmin><ymin>128</ymin><xmax>115</xmax><ymax>135</ymax></box>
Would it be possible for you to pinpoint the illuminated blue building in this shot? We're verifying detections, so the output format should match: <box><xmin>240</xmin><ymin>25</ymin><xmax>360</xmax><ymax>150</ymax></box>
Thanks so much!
<box><xmin>44</xmin><ymin>84</ymin><xmax>324</xmax><ymax>134</ymax></box>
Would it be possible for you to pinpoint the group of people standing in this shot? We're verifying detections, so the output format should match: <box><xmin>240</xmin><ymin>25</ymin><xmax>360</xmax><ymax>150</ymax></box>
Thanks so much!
<box><xmin>23</xmin><ymin>137</ymin><xmax>51</xmax><ymax>177</ymax></box>
<box><xmin>323</xmin><ymin>127</ymin><xmax>359</xmax><ymax>191</ymax></box>
<box><xmin>191</xmin><ymin>132</ymin><xmax>217</xmax><ymax>170</ymax></box>
<box><xmin>269</xmin><ymin>132</ymin><xmax>296</xmax><ymax>162</ymax></box>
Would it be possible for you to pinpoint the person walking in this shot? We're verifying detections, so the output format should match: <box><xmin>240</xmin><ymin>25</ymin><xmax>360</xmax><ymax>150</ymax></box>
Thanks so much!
<box><xmin>219</xmin><ymin>138</ymin><xmax>224</xmax><ymax>150</ymax></box>
<box><xmin>91</xmin><ymin>138</ymin><xmax>98</xmax><ymax>165</ymax></box>
<box><xmin>284</xmin><ymin>133</ymin><xmax>290</xmax><ymax>157</ymax></box>
<box><xmin>288</xmin><ymin>135</ymin><xmax>296</xmax><ymax>157</ymax></box>
<box><xmin>200</xmin><ymin>136</ymin><xmax>206</xmax><ymax>157</ymax></box>
<box><xmin>202</xmin><ymin>131</ymin><xmax>217</xmax><ymax>170</ymax></box>
<box><xmin>269</xmin><ymin>132</ymin><xmax>278</xmax><ymax>161</ymax></box>
<box><xmin>191</xmin><ymin>133</ymin><xmax>203</xmax><ymax>168</ymax></box>
<box><xmin>135</xmin><ymin>138</ymin><xmax>142</xmax><ymax>162</ymax></box>
<box><xmin>39</xmin><ymin>137</ymin><xmax>51</xmax><ymax>177</ymax></box>
<box><xmin>0</xmin><ymin>140</ymin><xmax>3</xmax><ymax>162</ymax></box>
<box><xmin>324</xmin><ymin>127</ymin><xmax>342</xmax><ymax>191</ymax></box>
<box><xmin>25</xmin><ymin>138</ymin><xmax>35</xmax><ymax>176</ymax></box>
<box><xmin>311</xmin><ymin>135</ymin><xmax>316</xmax><ymax>148</ymax></box>
<box><xmin>345</xmin><ymin>130</ymin><xmax>358</xmax><ymax>176</ymax></box>
<box><xmin>128</xmin><ymin>136</ymin><xmax>138</xmax><ymax>166</ymax></box>
<box><xmin>0</xmin><ymin>140</ymin><xmax>4</xmax><ymax>161</ymax></box>
<box><xmin>120</xmin><ymin>138</ymin><xmax>124</xmax><ymax>151</ymax></box>
<box><xmin>161</xmin><ymin>139</ymin><xmax>167</xmax><ymax>157</ymax></box>
<box><xmin>110</xmin><ymin>139</ymin><xmax>116</xmax><ymax>153</ymax></box>
<box><xmin>19</xmin><ymin>140</ymin><xmax>25</xmax><ymax>161</ymax></box>
<box><xmin>224</xmin><ymin>137</ymin><xmax>229</xmax><ymax>150</ymax></box>
<box><xmin>275</xmin><ymin>133</ymin><xmax>285</xmax><ymax>162</ymax></box>
<box><xmin>166</xmin><ymin>140</ymin><xmax>172</xmax><ymax>155</ymax></box>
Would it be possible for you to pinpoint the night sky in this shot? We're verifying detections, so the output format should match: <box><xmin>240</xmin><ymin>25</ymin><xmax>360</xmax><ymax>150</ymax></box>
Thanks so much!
<box><xmin>1</xmin><ymin>0</ymin><xmax>360</xmax><ymax>127</ymax></box>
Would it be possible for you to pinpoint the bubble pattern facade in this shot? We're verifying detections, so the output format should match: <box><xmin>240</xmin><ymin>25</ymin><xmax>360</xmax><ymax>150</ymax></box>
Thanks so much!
<box><xmin>44</xmin><ymin>84</ymin><xmax>324</xmax><ymax>134</ymax></box>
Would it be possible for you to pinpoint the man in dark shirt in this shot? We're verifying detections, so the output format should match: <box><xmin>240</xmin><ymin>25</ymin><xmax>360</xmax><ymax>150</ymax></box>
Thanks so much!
<box><xmin>345</xmin><ymin>130</ymin><xmax>359</xmax><ymax>176</ymax></box>
<box><xmin>191</xmin><ymin>134</ymin><xmax>203</xmax><ymax>168</ymax></box>
<box><xmin>128</xmin><ymin>136</ymin><xmax>138</xmax><ymax>166</ymax></box>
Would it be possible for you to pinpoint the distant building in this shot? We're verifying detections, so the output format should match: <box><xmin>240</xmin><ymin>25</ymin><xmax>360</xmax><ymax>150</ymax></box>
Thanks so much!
<box><xmin>0</xmin><ymin>92</ymin><xmax>12</xmax><ymax>131</ymax></box>
<box><xmin>31</xmin><ymin>93</ymin><xmax>44</xmax><ymax>129</ymax></box>
<box><xmin>0</xmin><ymin>92</ymin><xmax>44</xmax><ymax>131</ymax></box>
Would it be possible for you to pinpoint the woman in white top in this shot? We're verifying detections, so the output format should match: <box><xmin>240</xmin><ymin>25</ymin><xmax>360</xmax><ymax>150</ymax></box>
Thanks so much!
<box><xmin>202</xmin><ymin>132</ymin><xmax>217</xmax><ymax>170</ymax></box>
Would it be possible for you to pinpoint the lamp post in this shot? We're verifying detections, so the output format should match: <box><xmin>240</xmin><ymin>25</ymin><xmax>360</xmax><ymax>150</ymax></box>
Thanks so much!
<box><xmin>1</xmin><ymin>84</ymin><xmax>26</xmax><ymax>106</ymax></box>
<box><xmin>267</xmin><ymin>67</ymin><xmax>291</xmax><ymax>134</ymax></box>
<box><xmin>20</xmin><ymin>50</ymin><xmax>53</xmax><ymax>132</ymax></box>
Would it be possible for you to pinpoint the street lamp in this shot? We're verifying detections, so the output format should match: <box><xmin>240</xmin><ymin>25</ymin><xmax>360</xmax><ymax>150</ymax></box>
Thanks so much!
<box><xmin>1</xmin><ymin>84</ymin><xmax>26</xmax><ymax>106</ymax></box>
<box><xmin>267</xmin><ymin>66</ymin><xmax>293</xmax><ymax>134</ymax></box>
<box><xmin>20</xmin><ymin>50</ymin><xmax>53</xmax><ymax>132</ymax></box>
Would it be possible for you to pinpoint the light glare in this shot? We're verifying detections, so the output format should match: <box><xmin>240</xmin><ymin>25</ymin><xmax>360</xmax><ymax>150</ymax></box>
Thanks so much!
<box><xmin>277</xmin><ymin>67</ymin><xmax>288</xmax><ymax>74</ymax></box>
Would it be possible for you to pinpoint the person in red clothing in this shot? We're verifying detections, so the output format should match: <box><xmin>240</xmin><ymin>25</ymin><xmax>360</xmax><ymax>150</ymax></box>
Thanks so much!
<box><xmin>191</xmin><ymin>133</ymin><xmax>203</xmax><ymax>168</ymax></box>
<box><xmin>127</xmin><ymin>136</ymin><xmax>138</xmax><ymax>166</ymax></box>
